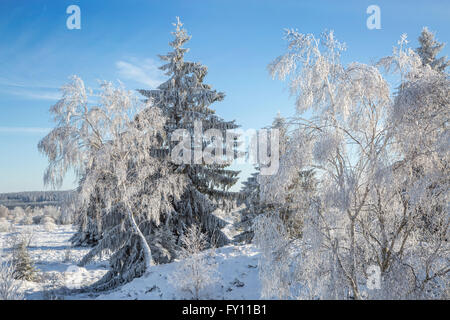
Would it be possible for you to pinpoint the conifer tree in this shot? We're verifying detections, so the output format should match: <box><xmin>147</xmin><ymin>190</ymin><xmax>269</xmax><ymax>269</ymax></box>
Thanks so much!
<box><xmin>234</xmin><ymin>168</ymin><xmax>261</xmax><ymax>243</ymax></box>
<box><xmin>236</xmin><ymin>113</ymin><xmax>303</xmax><ymax>242</ymax></box>
<box><xmin>240</xmin><ymin>170</ymin><xmax>260</xmax><ymax>210</ymax></box>
<box><xmin>138</xmin><ymin>17</ymin><xmax>240</xmax><ymax>204</ymax></box>
<box><xmin>416</xmin><ymin>27</ymin><xmax>449</xmax><ymax>72</ymax></box>
<box><xmin>12</xmin><ymin>240</ymin><xmax>36</xmax><ymax>281</ymax></box>
<box><xmin>70</xmin><ymin>18</ymin><xmax>239</xmax><ymax>250</ymax></box>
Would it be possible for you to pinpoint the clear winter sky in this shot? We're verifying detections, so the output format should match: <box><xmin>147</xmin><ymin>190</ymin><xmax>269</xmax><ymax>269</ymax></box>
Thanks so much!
<box><xmin>0</xmin><ymin>0</ymin><xmax>448</xmax><ymax>193</ymax></box>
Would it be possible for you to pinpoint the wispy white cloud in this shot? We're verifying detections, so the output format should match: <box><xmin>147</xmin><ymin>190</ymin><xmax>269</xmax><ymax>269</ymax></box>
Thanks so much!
<box><xmin>0</xmin><ymin>78</ymin><xmax>61</xmax><ymax>101</ymax></box>
<box><xmin>0</xmin><ymin>77</ymin><xmax>58</xmax><ymax>91</ymax></box>
<box><xmin>0</xmin><ymin>127</ymin><xmax>51</xmax><ymax>134</ymax></box>
<box><xmin>8</xmin><ymin>89</ymin><xmax>61</xmax><ymax>101</ymax></box>
<box><xmin>115</xmin><ymin>58</ymin><xmax>164</xmax><ymax>88</ymax></box>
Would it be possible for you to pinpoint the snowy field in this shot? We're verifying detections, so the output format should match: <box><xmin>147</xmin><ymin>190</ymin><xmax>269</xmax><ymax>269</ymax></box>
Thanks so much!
<box><xmin>0</xmin><ymin>224</ymin><xmax>108</xmax><ymax>299</ymax></box>
<box><xmin>97</xmin><ymin>244</ymin><xmax>261</xmax><ymax>300</ymax></box>
<box><xmin>0</xmin><ymin>224</ymin><xmax>263</xmax><ymax>300</ymax></box>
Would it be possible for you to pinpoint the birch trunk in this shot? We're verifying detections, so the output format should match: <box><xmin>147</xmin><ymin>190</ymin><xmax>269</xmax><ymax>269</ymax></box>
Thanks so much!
<box><xmin>126</xmin><ymin>206</ymin><xmax>154</xmax><ymax>274</ymax></box>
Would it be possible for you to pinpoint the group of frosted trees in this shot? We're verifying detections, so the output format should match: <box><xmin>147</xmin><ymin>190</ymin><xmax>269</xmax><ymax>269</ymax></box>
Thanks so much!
<box><xmin>247</xmin><ymin>27</ymin><xmax>449</xmax><ymax>299</ymax></box>
<box><xmin>39</xmin><ymin>18</ymin><xmax>448</xmax><ymax>299</ymax></box>
<box><xmin>0</xmin><ymin>205</ymin><xmax>70</xmax><ymax>232</ymax></box>
<box><xmin>39</xmin><ymin>18</ymin><xmax>239</xmax><ymax>290</ymax></box>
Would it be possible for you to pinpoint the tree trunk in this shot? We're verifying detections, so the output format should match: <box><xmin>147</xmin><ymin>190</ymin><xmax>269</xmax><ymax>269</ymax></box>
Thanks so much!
<box><xmin>349</xmin><ymin>218</ymin><xmax>361</xmax><ymax>300</ymax></box>
<box><xmin>126</xmin><ymin>206</ymin><xmax>154</xmax><ymax>275</ymax></box>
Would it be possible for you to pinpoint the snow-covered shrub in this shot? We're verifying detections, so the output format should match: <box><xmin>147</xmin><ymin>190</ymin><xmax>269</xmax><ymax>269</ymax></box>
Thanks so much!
<box><xmin>40</xmin><ymin>215</ymin><xmax>55</xmax><ymax>225</ymax></box>
<box><xmin>20</xmin><ymin>214</ymin><xmax>34</xmax><ymax>226</ymax></box>
<box><xmin>42</xmin><ymin>206</ymin><xmax>61</xmax><ymax>223</ymax></box>
<box><xmin>169</xmin><ymin>225</ymin><xmax>219</xmax><ymax>299</ymax></box>
<box><xmin>41</xmin><ymin>272</ymin><xmax>66</xmax><ymax>300</ymax></box>
<box><xmin>43</xmin><ymin>221</ymin><xmax>56</xmax><ymax>232</ymax></box>
<box><xmin>32</xmin><ymin>215</ymin><xmax>43</xmax><ymax>225</ymax></box>
<box><xmin>252</xmin><ymin>213</ymin><xmax>293</xmax><ymax>299</ymax></box>
<box><xmin>0</xmin><ymin>205</ymin><xmax>8</xmax><ymax>219</ymax></box>
<box><xmin>0</xmin><ymin>253</ymin><xmax>24</xmax><ymax>300</ymax></box>
<box><xmin>0</xmin><ymin>218</ymin><xmax>10</xmax><ymax>232</ymax></box>
<box><xmin>11</xmin><ymin>207</ymin><xmax>25</xmax><ymax>224</ymax></box>
<box><xmin>40</xmin><ymin>216</ymin><xmax>57</xmax><ymax>231</ymax></box>
<box><xmin>60</xmin><ymin>203</ymin><xmax>75</xmax><ymax>225</ymax></box>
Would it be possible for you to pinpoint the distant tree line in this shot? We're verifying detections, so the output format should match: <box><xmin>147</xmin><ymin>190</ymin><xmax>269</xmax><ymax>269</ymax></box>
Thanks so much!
<box><xmin>0</xmin><ymin>191</ymin><xmax>75</xmax><ymax>209</ymax></box>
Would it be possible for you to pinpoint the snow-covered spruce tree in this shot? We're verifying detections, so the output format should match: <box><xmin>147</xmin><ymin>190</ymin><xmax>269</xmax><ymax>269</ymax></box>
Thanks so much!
<box><xmin>235</xmin><ymin>114</ymin><xmax>285</xmax><ymax>243</ymax></box>
<box><xmin>137</xmin><ymin>18</ymin><xmax>240</xmax><ymax>245</ymax></box>
<box><xmin>280</xmin><ymin>168</ymin><xmax>317</xmax><ymax>238</ymax></box>
<box><xmin>50</xmin><ymin>19</ymin><xmax>237</xmax><ymax>251</ymax></box>
<box><xmin>241</xmin><ymin>113</ymin><xmax>315</xmax><ymax>244</ymax></box>
<box><xmin>234</xmin><ymin>168</ymin><xmax>261</xmax><ymax>243</ymax></box>
<box><xmin>416</xmin><ymin>27</ymin><xmax>449</xmax><ymax>72</ymax></box>
<box><xmin>70</xmin><ymin>178</ymin><xmax>107</xmax><ymax>246</ymax></box>
<box><xmin>254</xmin><ymin>30</ymin><xmax>449</xmax><ymax>299</ymax></box>
<box><xmin>260</xmin><ymin>114</ymin><xmax>317</xmax><ymax>239</ymax></box>
<box><xmin>169</xmin><ymin>225</ymin><xmax>218</xmax><ymax>299</ymax></box>
<box><xmin>240</xmin><ymin>170</ymin><xmax>260</xmax><ymax>209</ymax></box>
<box><xmin>11</xmin><ymin>238</ymin><xmax>37</xmax><ymax>282</ymax></box>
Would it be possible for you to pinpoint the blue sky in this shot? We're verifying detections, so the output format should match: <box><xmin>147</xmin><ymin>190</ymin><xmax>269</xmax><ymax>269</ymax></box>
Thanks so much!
<box><xmin>0</xmin><ymin>0</ymin><xmax>448</xmax><ymax>193</ymax></box>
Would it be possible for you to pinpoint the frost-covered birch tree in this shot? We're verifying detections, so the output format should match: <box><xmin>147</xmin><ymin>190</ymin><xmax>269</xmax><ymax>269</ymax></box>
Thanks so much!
<box><xmin>376</xmin><ymin>33</ymin><xmax>449</xmax><ymax>298</ymax></box>
<box><xmin>254</xmin><ymin>29</ymin><xmax>449</xmax><ymax>299</ymax></box>
<box><xmin>38</xmin><ymin>76</ymin><xmax>107</xmax><ymax>246</ymax></box>
<box><xmin>39</xmin><ymin>78</ymin><xmax>168</xmax><ymax>287</ymax></box>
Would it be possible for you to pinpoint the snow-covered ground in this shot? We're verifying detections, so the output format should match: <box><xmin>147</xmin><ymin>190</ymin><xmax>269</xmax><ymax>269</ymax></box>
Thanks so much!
<box><xmin>0</xmin><ymin>224</ymin><xmax>108</xmax><ymax>299</ymax></box>
<box><xmin>96</xmin><ymin>244</ymin><xmax>261</xmax><ymax>300</ymax></box>
<box><xmin>0</xmin><ymin>224</ymin><xmax>263</xmax><ymax>300</ymax></box>
<box><xmin>212</xmin><ymin>205</ymin><xmax>246</xmax><ymax>242</ymax></box>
